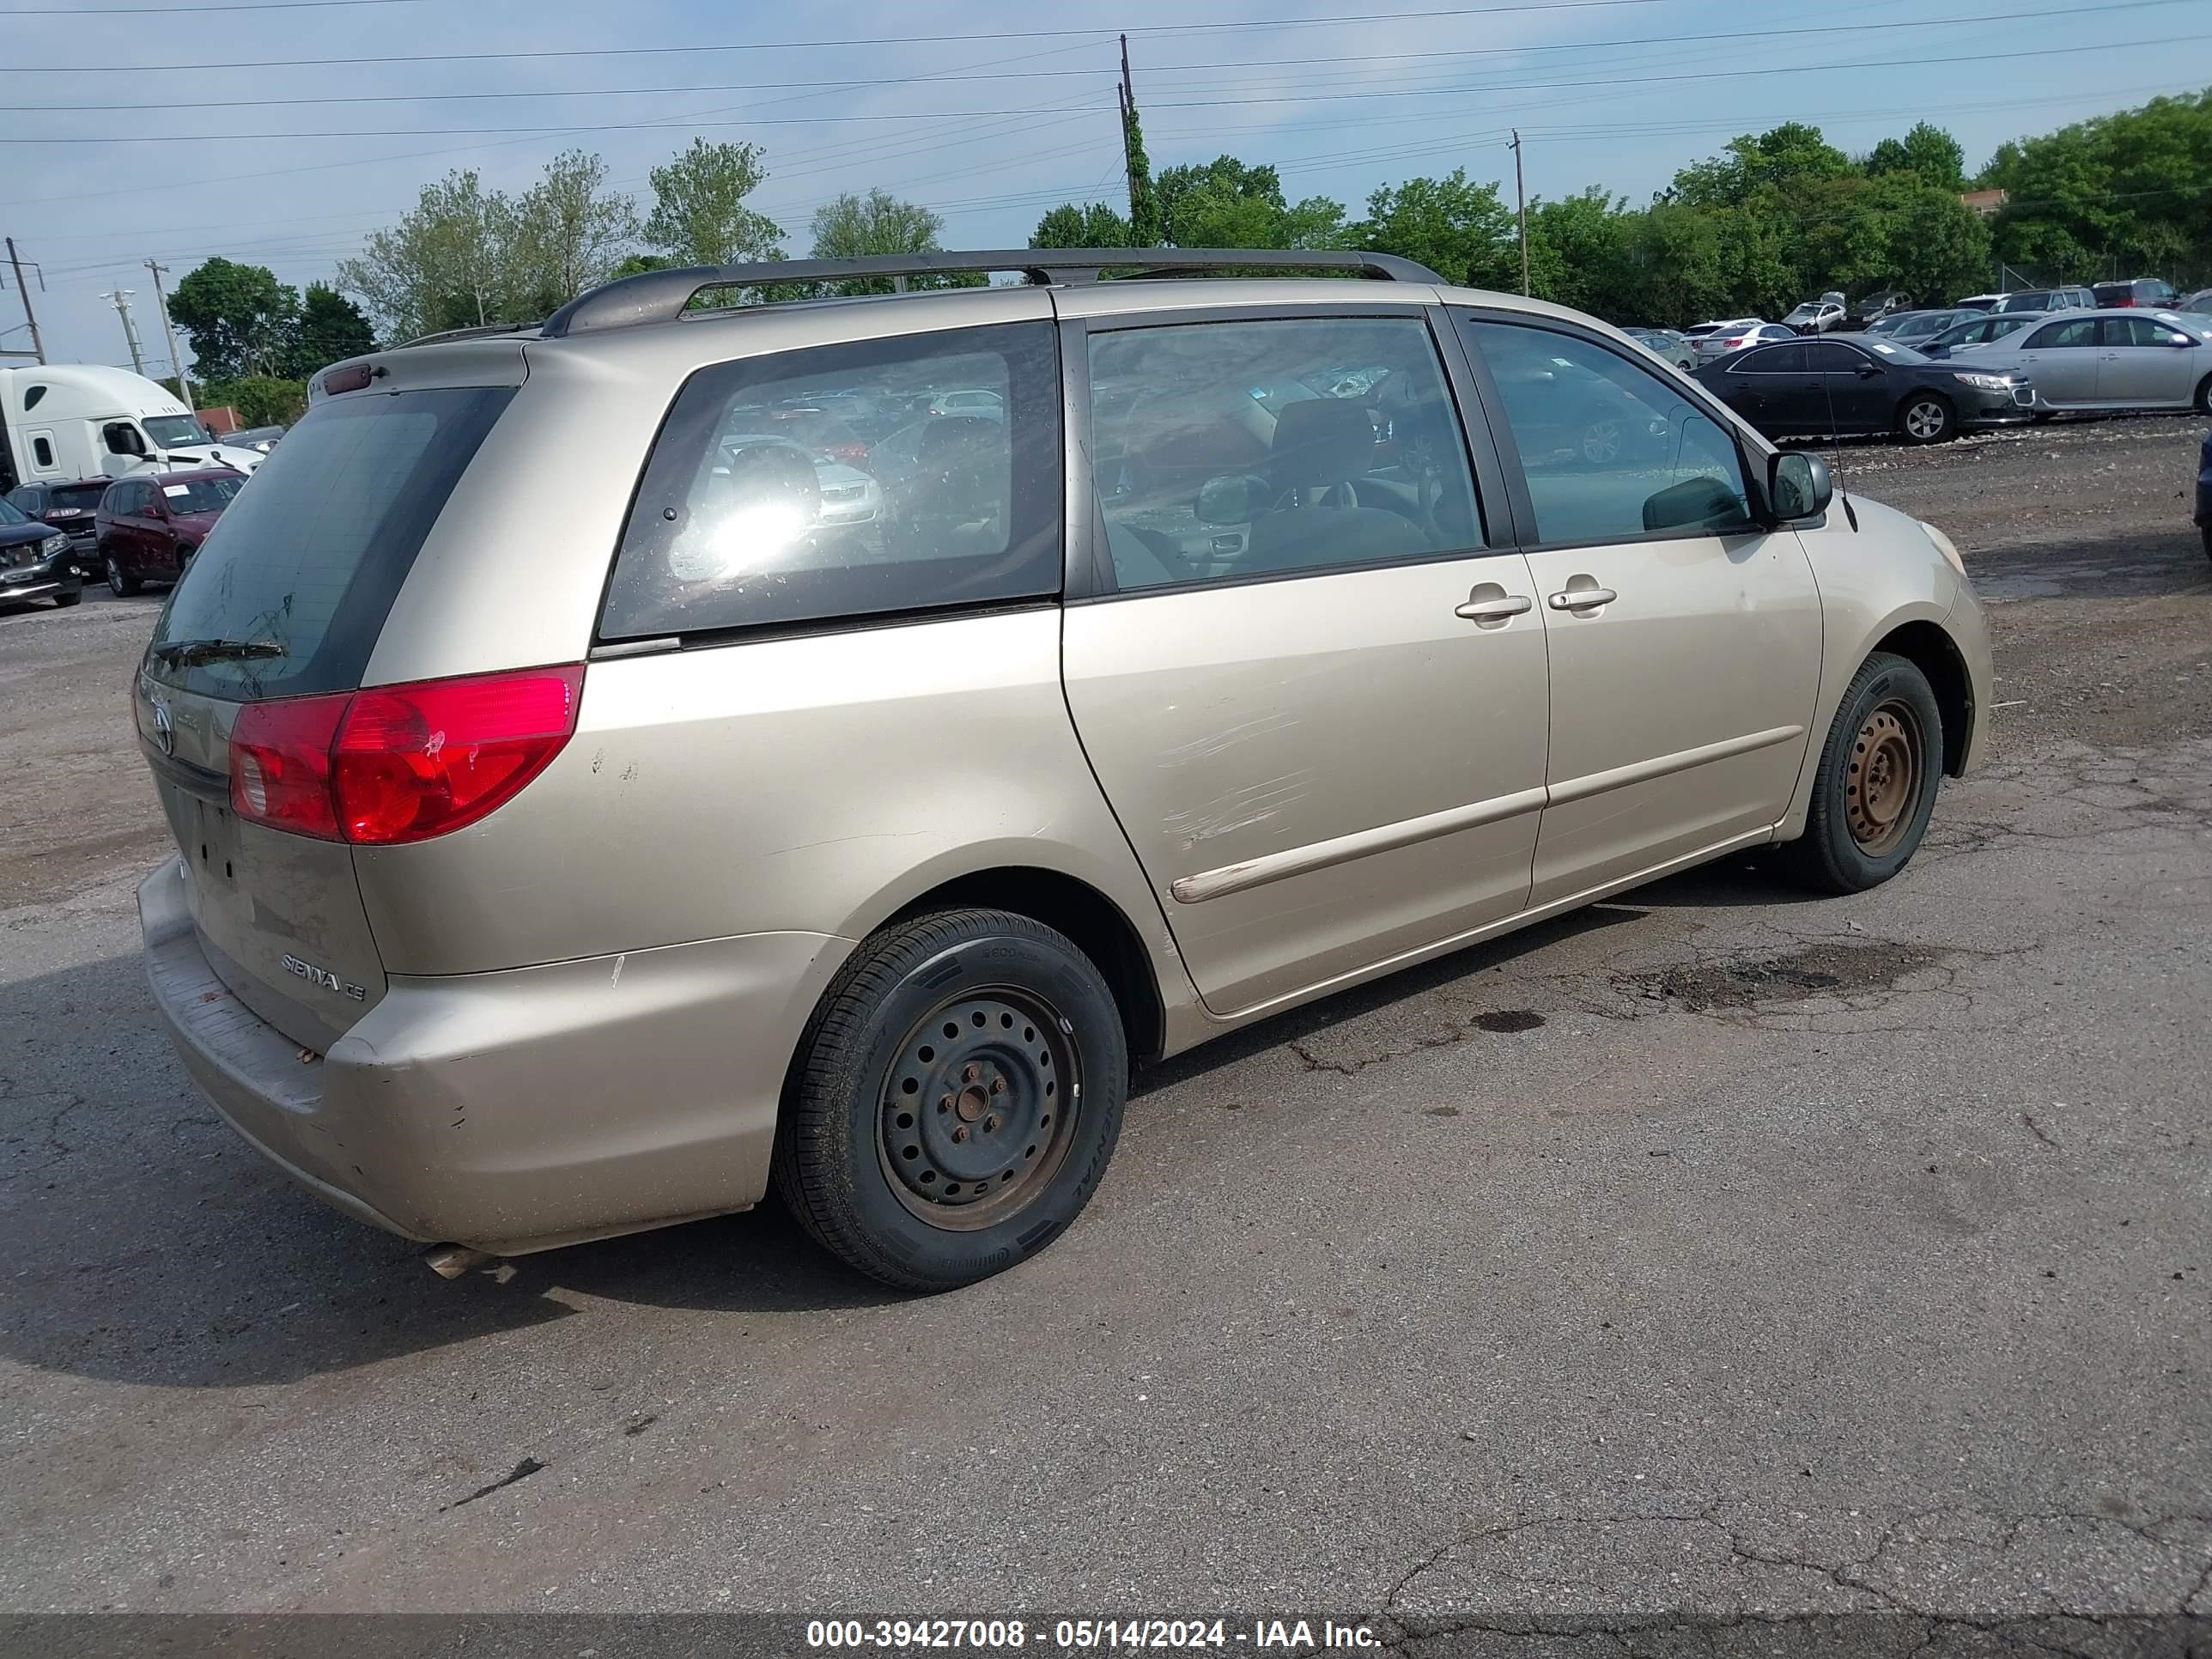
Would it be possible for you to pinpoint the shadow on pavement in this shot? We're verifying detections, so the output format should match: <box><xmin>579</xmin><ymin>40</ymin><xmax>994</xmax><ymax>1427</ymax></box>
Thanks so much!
<box><xmin>2</xmin><ymin>857</ymin><xmax>1805</xmax><ymax>1389</ymax></box>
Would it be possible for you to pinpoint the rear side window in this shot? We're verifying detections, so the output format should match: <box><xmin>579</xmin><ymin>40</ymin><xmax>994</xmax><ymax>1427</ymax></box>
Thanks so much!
<box><xmin>147</xmin><ymin>386</ymin><xmax>514</xmax><ymax>701</ymax></box>
<box><xmin>600</xmin><ymin>320</ymin><xmax>1061</xmax><ymax>641</ymax></box>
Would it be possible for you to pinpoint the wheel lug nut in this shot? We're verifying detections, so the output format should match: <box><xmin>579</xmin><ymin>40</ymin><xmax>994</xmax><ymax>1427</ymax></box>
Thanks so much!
<box><xmin>963</xmin><ymin>1063</ymin><xmax>980</xmax><ymax>1083</ymax></box>
<box><xmin>951</xmin><ymin>1125</ymin><xmax>969</xmax><ymax>1143</ymax></box>
<box><xmin>984</xmin><ymin>1114</ymin><xmax>1001</xmax><ymax>1133</ymax></box>
<box><xmin>988</xmin><ymin>1078</ymin><xmax>1004</xmax><ymax>1096</ymax></box>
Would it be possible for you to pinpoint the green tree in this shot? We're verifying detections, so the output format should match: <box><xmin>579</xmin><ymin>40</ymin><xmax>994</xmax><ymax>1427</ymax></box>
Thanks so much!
<box><xmin>337</xmin><ymin>168</ymin><xmax>515</xmax><ymax>342</ymax></box>
<box><xmin>204</xmin><ymin>375</ymin><xmax>309</xmax><ymax>427</ymax></box>
<box><xmin>646</xmin><ymin>138</ymin><xmax>786</xmax><ymax>268</ymax></box>
<box><xmin>1673</xmin><ymin>122</ymin><xmax>1853</xmax><ymax>210</ymax></box>
<box><xmin>1986</xmin><ymin>91</ymin><xmax>2212</xmax><ymax>283</ymax></box>
<box><xmin>1030</xmin><ymin>202</ymin><xmax>1133</xmax><ymax>248</ymax></box>
<box><xmin>170</xmin><ymin>258</ymin><xmax>299</xmax><ymax>380</ymax></box>
<box><xmin>289</xmin><ymin>283</ymin><xmax>374</xmax><ymax>377</ymax></box>
<box><xmin>1157</xmin><ymin>155</ymin><xmax>1282</xmax><ymax>245</ymax></box>
<box><xmin>1875</xmin><ymin>173</ymin><xmax>1992</xmax><ymax>304</ymax></box>
<box><xmin>1864</xmin><ymin>122</ymin><xmax>1967</xmax><ymax>192</ymax></box>
<box><xmin>508</xmin><ymin>149</ymin><xmax>641</xmax><ymax>312</ymax></box>
<box><xmin>807</xmin><ymin>189</ymin><xmax>985</xmax><ymax>293</ymax></box>
<box><xmin>1525</xmin><ymin>188</ymin><xmax>1631</xmax><ymax>315</ymax></box>
<box><xmin>1122</xmin><ymin>98</ymin><xmax>1160</xmax><ymax>246</ymax></box>
<box><xmin>1352</xmin><ymin>169</ymin><xmax>1516</xmax><ymax>289</ymax></box>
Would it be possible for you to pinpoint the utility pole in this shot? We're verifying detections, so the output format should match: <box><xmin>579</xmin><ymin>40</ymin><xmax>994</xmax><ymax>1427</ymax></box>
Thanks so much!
<box><xmin>104</xmin><ymin>289</ymin><xmax>148</xmax><ymax>376</ymax></box>
<box><xmin>5</xmin><ymin>237</ymin><xmax>44</xmax><ymax>363</ymax></box>
<box><xmin>1509</xmin><ymin>131</ymin><xmax>1530</xmax><ymax>297</ymax></box>
<box><xmin>1117</xmin><ymin>34</ymin><xmax>1140</xmax><ymax>233</ymax></box>
<box><xmin>145</xmin><ymin>258</ymin><xmax>196</xmax><ymax>416</ymax></box>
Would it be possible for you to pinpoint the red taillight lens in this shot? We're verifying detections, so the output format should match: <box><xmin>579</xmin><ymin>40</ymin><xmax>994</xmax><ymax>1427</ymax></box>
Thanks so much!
<box><xmin>228</xmin><ymin>665</ymin><xmax>584</xmax><ymax>846</ymax></box>
<box><xmin>231</xmin><ymin>692</ymin><xmax>348</xmax><ymax>838</ymax></box>
<box><xmin>833</xmin><ymin>441</ymin><xmax>869</xmax><ymax>465</ymax></box>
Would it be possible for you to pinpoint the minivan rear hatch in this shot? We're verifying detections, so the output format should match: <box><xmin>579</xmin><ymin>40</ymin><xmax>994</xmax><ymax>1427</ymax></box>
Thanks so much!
<box><xmin>134</xmin><ymin>377</ymin><xmax>515</xmax><ymax>1053</ymax></box>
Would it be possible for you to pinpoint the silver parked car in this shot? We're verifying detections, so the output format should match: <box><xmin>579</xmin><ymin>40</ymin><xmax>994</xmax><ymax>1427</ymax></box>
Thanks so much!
<box><xmin>1920</xmin><ymin>312</ymin><xmax>2044</xmax><ymax>356</ymax></box>
<box><xmin>1978</xmin><ymin>307</ymin><xmax>2212</xmax><ymax>414</ymax></box>
<box><xmin>133</xmin><ymin>249</ymin><xmax>1992</xmax><ymax>1291</ymax></box>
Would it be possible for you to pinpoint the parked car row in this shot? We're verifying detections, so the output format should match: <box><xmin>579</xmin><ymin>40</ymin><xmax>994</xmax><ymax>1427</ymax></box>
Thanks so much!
<box><xmin>1</xmin><ymin>464</ymin><xmax>246</xmax><ymax>605</ymax></box>
<box><xmin>1691</xmin><ymin>303</ymin><xmax>2212</xmax><ymax>444</ymax></box>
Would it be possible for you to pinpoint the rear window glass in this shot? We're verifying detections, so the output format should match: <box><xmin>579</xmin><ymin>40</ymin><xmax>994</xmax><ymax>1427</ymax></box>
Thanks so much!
<box><xmin>160</xmin><ymin>474</ymin><xmax>246</xmax><ymax>514</ymax></box>
<box><xmin>52</xmin><ymin>483</ymin><xmax>107</xmax><ymax>512</ymax></box>
<box><xmin>600</xmin><ymin>320</ymin><xmax>1061</xmax><ymax>641</ymax></box>
<box><xmin>146</xmin><ymin>386</ymin><xmax>513</xmax><ymax>701</ymax></box>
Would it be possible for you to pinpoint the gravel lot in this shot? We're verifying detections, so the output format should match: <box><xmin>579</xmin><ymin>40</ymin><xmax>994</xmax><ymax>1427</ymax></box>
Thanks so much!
<box><xmin>2</xmin><ymin>415</ymin><xmax>2207</xmax><ymax>1652</ymax></box>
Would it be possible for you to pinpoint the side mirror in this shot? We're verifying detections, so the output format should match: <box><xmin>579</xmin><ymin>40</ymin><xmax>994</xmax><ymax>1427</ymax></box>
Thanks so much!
<box><xmin>1769</xmin><ymin>451</ymin><xmax>1832</xmax><ymax>522</ymax></box>
<box><xmin>1925</xmin><ymin>344</ymin><xmax>1951</xmax><ymax>359</ymax></box>
<box><xmin>1194</xmin><ymin>473</ymin><xmax>1267</xmax><ymax>526</ymax></box>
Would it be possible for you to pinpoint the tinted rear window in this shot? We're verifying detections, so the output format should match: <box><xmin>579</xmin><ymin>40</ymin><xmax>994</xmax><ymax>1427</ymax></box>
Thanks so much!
<box><xmin>146</xmin><ymin>386</ymin><xmax>513</xmax><ymax>701</ymax></box>
<box><xmin>52</xmin><ymin>483</ymin><xmax>106</xmax><ymax>512</ymax></box>
<box><xmin>600</xmin><ymin>320</ymin><xmax>1061</xmax><ymax>641</ymax></box>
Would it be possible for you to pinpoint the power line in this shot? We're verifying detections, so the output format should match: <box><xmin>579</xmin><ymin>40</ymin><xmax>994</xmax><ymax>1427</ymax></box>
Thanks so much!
<box><xmin>10</xmin><ymin>0</ymin><xmax>2180</xmax><ymax>112</ymax></box>
<box><xmin>15</xmin><ymin>34</ymin><xmax>2201</xmax><ymax>143</ymax></box>
<box><xmin>4</xmin><ymin>0</ymin><xmax>419</xmax><ymax>9</ymax></box>
<box><xmin>0</xmin><ymin>0</ymin><xmax>1694</xmax><ymax>75</ymax></box>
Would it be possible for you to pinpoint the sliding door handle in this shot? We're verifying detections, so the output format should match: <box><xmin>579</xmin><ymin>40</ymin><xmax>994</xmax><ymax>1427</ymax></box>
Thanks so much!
<box><xmin>1454</xmin><ymin>593</ymin><xmax>1534</xmax><ymax>622</ymax></box>
<box><xmin>1547</xmin><ymin>586</ymin><xmax>1618</xmax><ymax>611</ymax></box>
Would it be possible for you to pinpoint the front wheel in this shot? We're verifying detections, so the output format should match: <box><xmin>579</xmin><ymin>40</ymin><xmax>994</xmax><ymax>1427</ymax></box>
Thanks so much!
<box><xmin>1899</xmin><ymin>393</ymin><xmax>1955</xmax><ymax>445</ymax></box>
<box><xmin>773</xmin><ymin>908</ymin><xmax>1128</xmax><ymax>1291</ymax></box>
<box><xmin>1781</xmin><ymin>652</ymin><xmax>1945</xmax><ymax>894</ymax></box>
<box><xmin>2193</xmin><ymin>373</ymin><xmax>2212</xmax><ymax>416</ymax></box>
<box><xmin>103</xmin><ymin>549</ymin><xmax>141</xmax><ymax>597</ymax></box>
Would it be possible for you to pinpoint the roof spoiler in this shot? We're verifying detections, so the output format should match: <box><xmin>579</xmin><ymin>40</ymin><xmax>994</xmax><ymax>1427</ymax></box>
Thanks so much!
<box><xmin>538</xmin><ymin>247</ymin><xmax>1446</xmax><ymax>340</ymax></box>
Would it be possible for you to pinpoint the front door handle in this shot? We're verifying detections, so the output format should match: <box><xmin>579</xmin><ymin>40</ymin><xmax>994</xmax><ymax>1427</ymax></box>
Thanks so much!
<box><xmin>1455</xmin><ymin>593</ymin><xmax>1533</xmax><ymax>622</ymax></box>
<box><xmin>1548</xmin><ymin>585</ymin><xmax>1618</xmax><ymax>611</ymax></box>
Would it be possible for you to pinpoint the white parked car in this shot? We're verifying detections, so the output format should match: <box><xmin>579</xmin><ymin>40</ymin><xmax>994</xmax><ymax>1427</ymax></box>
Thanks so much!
<box><xmin>811</xmin><ymin>450</ymin><xmax>883</xmax><ymax>526</ymax></box>
<box><xmin>1694</xmin><ymin>321</ymin><xmax>1796</xmax><ymax>362</ymax></box>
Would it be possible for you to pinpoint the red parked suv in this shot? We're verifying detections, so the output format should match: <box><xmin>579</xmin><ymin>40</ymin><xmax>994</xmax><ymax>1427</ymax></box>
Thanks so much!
<box><xmin>95</xmin><ymin>468</ymin><xmax>246</xmax><ymax>594</ymax></box>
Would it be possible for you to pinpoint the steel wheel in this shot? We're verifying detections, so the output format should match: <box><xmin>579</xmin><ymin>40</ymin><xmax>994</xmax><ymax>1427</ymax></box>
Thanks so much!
<box><xmin>1581</xmin><ymin>416</ymin><xmax>1624</xmax><ymax>465</ymax></box>
<box><xmin>878</xmin><ymin>988</ymin><xmax>1079</xmax><ymax>1231</ymax></box>
<box><xmin>1844</xmin><ymin>699</ymin><xmax>1923</xmax><ymax>856</ymax></box>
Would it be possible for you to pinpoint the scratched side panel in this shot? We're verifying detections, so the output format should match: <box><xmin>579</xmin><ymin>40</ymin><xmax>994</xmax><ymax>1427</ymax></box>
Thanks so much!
<box><xmin>1061</xmin><ymin>560</ymin><xmax>1551</xmax><ymax>1014</ymax></box>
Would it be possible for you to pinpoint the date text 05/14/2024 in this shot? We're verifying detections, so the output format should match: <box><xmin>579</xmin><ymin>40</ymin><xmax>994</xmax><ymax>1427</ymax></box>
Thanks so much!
<box><xmin>804</xmin><ymin>1619</ymin><xmax>1382</xmax><ymax>1650</ymax></box>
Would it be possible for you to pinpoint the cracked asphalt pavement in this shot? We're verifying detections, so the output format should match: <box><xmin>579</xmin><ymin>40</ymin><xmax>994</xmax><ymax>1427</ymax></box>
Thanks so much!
<box><xmin>1</xmin><ymin>415</ymin><xmax>2208</xmax><ymax>1651</ymax></box>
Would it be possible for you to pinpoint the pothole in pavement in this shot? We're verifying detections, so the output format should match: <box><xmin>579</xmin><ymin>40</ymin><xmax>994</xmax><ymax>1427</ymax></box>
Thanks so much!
<box><xmin>1618</xmin><ymin>941</ymin><xmax>1940</xmax><ymax>1013</ymax></box>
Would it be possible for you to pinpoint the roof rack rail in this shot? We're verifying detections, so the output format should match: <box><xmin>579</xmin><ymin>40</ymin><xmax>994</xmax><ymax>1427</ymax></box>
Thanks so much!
<box><xmin>397</xmin><ymin>319</ymin><xmax>544</xmax><ymax>349</ymax></box>
<box><xmin>538</xmin><ymin>247</ymin><xmax>1444</xmax><ymax>339</ymax></box>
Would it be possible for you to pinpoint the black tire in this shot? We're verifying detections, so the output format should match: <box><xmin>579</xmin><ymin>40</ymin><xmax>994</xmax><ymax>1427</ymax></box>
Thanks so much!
<box><xmin>2194</xmin><ymin>373</ymin><xmax>2212</xmax><ymax>416</ymax></box>
<box><xmin>1898</xmin><ymin>392</ymin><xmax>1956</xmax><ymax>445</ymax></box>
<box><xmin>2201</xmin><ymin>522</ymin><xmax>2211</xmax><ymax>563</ymax></box>
<box><xmin>1781</xmin><ymin>652</ymin><xmax>1945</xmax><ymax>895</ymax></box>
<box><xmin>53</xmin><ymin>587</ymin><xmax>82</xmax><ymax>607</ymax></box>
<box><xmin>103</xmin><ymin>549</ymin><xmax>141</xmax><ymax>597</ymax></box>
<box><xmin>773</xmin><ymin>908</ymin><xmax>1128</xmax><ymax>1291</ymax></box>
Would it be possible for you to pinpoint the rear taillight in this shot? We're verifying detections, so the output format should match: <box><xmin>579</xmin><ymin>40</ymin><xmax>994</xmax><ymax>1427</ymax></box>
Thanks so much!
<box><xmin>229</xmin><ymin>665</ymin><xmax>584</xmax><ymax>845</ymax></box>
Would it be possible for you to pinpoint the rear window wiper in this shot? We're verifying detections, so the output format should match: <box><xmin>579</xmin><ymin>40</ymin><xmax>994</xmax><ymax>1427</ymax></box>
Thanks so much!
<box><xmin>151</xmin><ymin>637</ymin><xmax>285</xmax><ymax>666</ymax></box>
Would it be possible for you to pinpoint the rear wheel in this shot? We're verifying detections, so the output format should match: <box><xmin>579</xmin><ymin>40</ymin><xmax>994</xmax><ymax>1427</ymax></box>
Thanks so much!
<box><xmin>103</xmin><ymin>549</ymin><xmax>141</xmax><ymax>597</ymax></box>
<box><xmin>1899</xmin><ymin>393</ymin><xmax>1955</xmax><ymax>445</ymax></box>
<box><xmin>773</xmin><ymin>908</ymin><xmax>1128</xmax><ymax>1291</ymax></box>
<box><xmin>1781</xmin><ymin>652</ymin><xmax>1944</xmax><ymax>894</ymax></box>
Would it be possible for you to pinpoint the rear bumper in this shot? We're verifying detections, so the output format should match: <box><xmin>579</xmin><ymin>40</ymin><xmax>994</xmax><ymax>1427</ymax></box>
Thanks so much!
<box><xmin>139</xmin><ymin>857</ymin><xmax>852</xmax><ymax>1255</ymax></box>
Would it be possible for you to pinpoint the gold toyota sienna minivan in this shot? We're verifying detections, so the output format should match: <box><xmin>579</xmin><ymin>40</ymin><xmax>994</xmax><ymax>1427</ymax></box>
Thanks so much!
<box><xmin>133</xmin><ymin>250</ymin><xmax>1990</xmax><ymax>1291</ymax></box>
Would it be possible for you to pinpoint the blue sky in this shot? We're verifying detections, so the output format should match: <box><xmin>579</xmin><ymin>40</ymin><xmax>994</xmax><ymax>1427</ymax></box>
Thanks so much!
<box><xmin>3</xmin><ymin>0</ymin><xmax>2207</xmax><ymax>371</ymax></box>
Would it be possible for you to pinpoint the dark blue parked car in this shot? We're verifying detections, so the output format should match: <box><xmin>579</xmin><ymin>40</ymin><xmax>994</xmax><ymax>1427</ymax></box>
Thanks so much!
<box><xmin>2198</xmin><ymin>430</ymin><xmax>2212</xmax><ymax>561</ymax></box>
